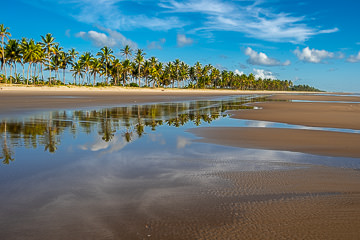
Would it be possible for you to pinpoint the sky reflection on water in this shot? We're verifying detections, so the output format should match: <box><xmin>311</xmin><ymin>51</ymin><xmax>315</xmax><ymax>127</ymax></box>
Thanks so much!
<box><xmin>0</xmin><ymin>96</ymin><xmax>360</xmax><ymax>239</ymax></box>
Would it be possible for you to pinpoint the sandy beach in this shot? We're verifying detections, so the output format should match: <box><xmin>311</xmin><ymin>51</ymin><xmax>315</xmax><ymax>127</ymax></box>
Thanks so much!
<box><xmin>1</xmin><ymin>86</ymin><xmax>360</xmax><ymax>239</ymax></box>
<box><xmin>0</xmin><ymin>85</ymin><xmax>275</xmax><ymax>116</ymax></box>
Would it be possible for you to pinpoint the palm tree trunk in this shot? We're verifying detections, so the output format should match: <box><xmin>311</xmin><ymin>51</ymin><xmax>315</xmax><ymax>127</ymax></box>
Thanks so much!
<box><xmin>41</xmin><ymin>63</ymin><xmax>44</xmax><ymax>82</ymax></box>
<box><xmin>63</xmin><ymin>68</ymin><xmax>66</xmax><ymax>85</ymax></box>
<box><xmin>93</xmin><ymin>73</ymin><xmax>96</xmax><ymax>86</ymax></box>
<box><xmin>9</xmin><ymin>63</ymin><xmax>12</xmax><ymax>84</ymax></box>
<box><xmin>33</xmin><ymin>64</ymin><xmax>37</xmax><ymax>85</ymax></box>
<box><xmin>22</xmin><ymin>63</ymin><xmax>25</xmax><ymax>84</ymax></box>
<box><xmin>48</xmin><ymin>53</ymin><xmax>51</xmax><ymax>86</ymax></box>
<box><xmin>14</xmin><ymin>62</ymin><xmax>17</xmax><ymax>83</ymax></box>
<box><xmin>27</xmin><ymin>63</ymin><xmax>31</xmax><ymax>85</ymax></box>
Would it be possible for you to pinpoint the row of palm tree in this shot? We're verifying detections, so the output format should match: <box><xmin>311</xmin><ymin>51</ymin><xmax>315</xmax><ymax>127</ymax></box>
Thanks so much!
<box><xmin>0</xmin><ymin>24</ymin><xmax>294</xmax><ymax>90</ymax></box>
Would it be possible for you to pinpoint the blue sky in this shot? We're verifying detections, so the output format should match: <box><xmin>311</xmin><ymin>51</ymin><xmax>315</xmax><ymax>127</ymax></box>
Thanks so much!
<box><xmin>1</xmin><ymin>0</ymin><xmax>359</xmax><ymax>92</ymax></box>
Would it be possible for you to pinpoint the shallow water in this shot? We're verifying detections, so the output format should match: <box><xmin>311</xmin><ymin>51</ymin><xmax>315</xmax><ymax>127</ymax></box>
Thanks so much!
<box><xmin>0</xmin><ymin>95</ymin><xmax>359</xmax><ymax>239</ymax></box>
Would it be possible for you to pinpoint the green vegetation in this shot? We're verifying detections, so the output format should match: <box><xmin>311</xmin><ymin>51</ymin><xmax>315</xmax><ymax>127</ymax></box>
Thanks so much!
<box><xmin>0</xmin><ymin>24</ymin><xmax>321</xmax><ymax>91</ymax></box>
<box><xmin>291</xmin><ymin>84</ymin><xmax>322</xmax><ymax>92</ymax></box>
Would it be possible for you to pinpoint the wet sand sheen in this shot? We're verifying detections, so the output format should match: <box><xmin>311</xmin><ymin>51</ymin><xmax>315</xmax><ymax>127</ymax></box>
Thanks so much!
<box><xmin>1</xmin><ymin>89</ymin><xmax>360</xmax><ymax>239</ymax></box>
<box><xmin>190</xmin><ymin>127</ymin><xmax>360</xmax><ymax>158</ymax></box>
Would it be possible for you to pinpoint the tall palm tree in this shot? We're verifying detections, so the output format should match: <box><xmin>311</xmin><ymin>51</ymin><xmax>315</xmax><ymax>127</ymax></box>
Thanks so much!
<box><xmin>90</xmin><ymin>57</ymin><xmax>102</xmax><ymax>86</ymax></box>
<box><xmin>179</xmin><ymin>62</ymin><xmax>189</xmax><ymax>88</ymax></box>
<box><xmin>68</xmin><ymin>48</ymin><xmax>78</xmax><ymax>64</ymax></box>
<box><xmin>59</xmin><ymin>51</ymin><xmax>72</xmax><ymax>84</ymax></box>
<box><xmin>0</xmin><ymin>24</ymin><xmax>11</xmax><ymax>79</ymax></box>
<box><xmin>5</xmin><ymin>39</ymin><xmax>21</xmax><ymax>83</ymax></box>
<box><xmin>134</xmin><ymin>49</ymin><xmax>145</xmax><ymax>87</ymax></box>
<box><xmin>121</xmin><ymin>59</ymin><xmax>132</xmax><ymax>86</ymax></box>
<box><xmin>210</xmin><ymin>67</ymin><xmax>220</xmax><ymax>88</ymax></box>
<box><xmin>71</xmin><ymin>61</ymin><xmax>84</xmax><ymax>85</ymax></box>
<box><xmin>121</xmin><ymin>45</ymin><xmax>132</xmax><ymax>60</ymax></box>
<box><xmin>79</xmin><ymin>52</ymin><xmax>92</xmax><ymax>84</ymax></box>
<box><xmin>194</xmin><ymin>62</ymin><xmax>202</xmax><ymax>88</ymax></box>
<box><xmin>40</xmin><ymin>33</ymin><xmax>56</xmax><ymax>85</ymax></box>
<box><xmin>112</xmin><ymin>59</ymin><xmax>122</xmax><ymax>86</ymax></box>
<box><xmin>172</xmin><ymin>59</ymin><xmax>181</xmax><ymax>88</ymax></box>
<box><xmin>47</xmin><ymin>55</ymin><xmax>61</xmax><ymax>84</ymax></box>
<box><xmin>97</xmin><ymin>46</ymin><xmax>114</xmax><ymax>84</ymax></box>
<box><xmin>142</xmin><ymin>60</ymin><xmax>151</xmax><ymax>87</ymax></box>
<box><xmin>22</xmin><ymin>39</ymin><xmax>42</xmax><ymax>85</ymax></box>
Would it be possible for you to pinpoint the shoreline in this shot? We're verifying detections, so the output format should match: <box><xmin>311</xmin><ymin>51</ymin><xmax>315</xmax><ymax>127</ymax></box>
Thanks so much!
<box><xmin>0</xmin><ymin>85</ymin><xmax>305</xmax><ymax>116</ymax></box>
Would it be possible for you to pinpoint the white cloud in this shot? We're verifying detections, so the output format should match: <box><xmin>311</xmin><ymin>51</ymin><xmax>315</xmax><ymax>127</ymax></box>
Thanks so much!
<box><xmin>24</xmin><ymin>0</ymin><xmax>338</xmax><ymax>44</ymax></box>
<box><xmin>71</xmin><ymin>0</ymin><xmax>185</xmax><ymax>31</ymax></box>
<box><xmin>147</xmin><ymin>38</ymin><xmax>166</xmax><ymax>50</ymax></box>
<box><xmin>253</xmin><ymin>68</ymin><xmax>277</xmax><ymax>80</ymax></box>
<box><xmin>245</xmin><ymin>47</ymin><xmax>290</xmax><ymax>66</ymax></box>
<box><xmin>162</xmin><ymin>0</ymin><xmax>338</xmax><ymax>43</ymax></box>
<box><xmin>177</xmin><ymin>34</ymin><xmax>194</xmax><ymax>47</ymax></box>
<box><xmin>293</xmin><ymin>47</ymin><xmax>334</xmax><ymax>63</ymax></box>
<box><xmin>234</xmin><ymin>69</ymin><xmax>244</xmax><ymax>76</ymax></box>
<box><xmin>347</xmin><ymin>51</ymin><xmax>360</xmax><ymax>63</ymax></box>
<box><xmin>160</xmin><ymin>0</ymin><xmax>234</xmax><ymax>14</ymax></box>
<box><xmin>76</xmin><ymin>27</ymin><xmax>137</xmax><ymax>48</ymax></box>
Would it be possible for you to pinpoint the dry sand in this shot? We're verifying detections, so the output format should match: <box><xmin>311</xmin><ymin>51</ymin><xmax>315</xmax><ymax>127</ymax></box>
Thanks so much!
<box><xmin>1</xmin><ymin>86</ymin><xmax>360</xmax><ymax>239</ymax></box>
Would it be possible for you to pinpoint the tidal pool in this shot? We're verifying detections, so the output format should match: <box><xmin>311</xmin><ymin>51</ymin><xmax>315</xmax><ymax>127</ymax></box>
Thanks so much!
<box><xmin>0</xmin><ymin>95</ymin><xmax>359</xmax><ymax>239</ymax></box>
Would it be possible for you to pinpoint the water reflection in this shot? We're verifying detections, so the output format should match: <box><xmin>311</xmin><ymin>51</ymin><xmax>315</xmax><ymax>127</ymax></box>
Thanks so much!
<box><xmin>0</xmin><ymin>96</ymin><xmax>258</xmax><ymax>164</ymax></box>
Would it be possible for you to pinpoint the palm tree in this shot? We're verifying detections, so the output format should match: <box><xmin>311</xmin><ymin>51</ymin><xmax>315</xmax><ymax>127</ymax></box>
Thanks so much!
<box><xmin>47</xmin><ymin>55</ymin><xmax>61</xmax><ymax>84</ymax></box>
<box><xmin>5</xmin><ymin>39</ymin><xmax>21</xmax><ymax>83</ymax></box>
<box><xmin>121</xmin><ymin>59</ymin><xmax>132</xmax><ymax>86</ymax></box>
<box><xmin>68</xmin><ymin>48</ymin><xmax>78</xmax><ymax>64</ymax></box>
<box><xmin>142</xmin><ymin>60</ymin><xmax>151</xmax><ymax>87</ymax></box>
<box><xmin>134</xmin><ymin>49</ymin><xmax>145</xmax><ymax>87</ymax></box>
<box><xmin>0</xmin><ymin>24</ymin><xmax>11</xmax><ymax>79</ymax></box>
<box><xmin>40</xmin><ymin>33</ymin><xmax>56</xmax><ymax>85</ymax></box>
<box><xmin>111</xmin><ymin>59</ymin><xmax>122</xmax><ymax>86</ymax></box>
<box><xmin>90</xmin><ymin>57</ymin><xmax>102</xmax><ymax>86</ymax></box>
<box><xmin>22</xmin><ymin>39</ymin><xmax>42</xmax><ymax>85</ymax></box>
<box><xmin>79</xmin><ymin>52</ymin><xmax>92</xmax><ymax>84</ymax></box>
<box><xmin>194</xmin><ymin>62</ymin><xmax>202</xmax><ymax>88</ymax></box>
<box><xmin>71</xmin><ymin>61</ymin><xmax>84</xmax><ymax>85</ymax></box>
<box><xmin>97</xmin><ymin>46</ymin><xmax>114</xmax><ymax>85</ymax></box>
<box><xmin>59</xmin><ymin>51</ymin><xmax>72</xmax><ymax>84</ymax></box>
<box><xmin>210</xmin><ymin>67</ymin><xmax>220</xmax><ymax>88</ymax></box>
<box><xmin>121</xmin><ymin>45</ymin><xmax>132</xmax><ymax>60</ymax></box>
<box><xmin>179</xmin><ymin>62</ymin><xmax>189</xmax><ymax>88</ymax></box>
<box><xmin>173</xmin><ymin>59</ymin><xmax>181</xmax><ymax>88</ymax></box>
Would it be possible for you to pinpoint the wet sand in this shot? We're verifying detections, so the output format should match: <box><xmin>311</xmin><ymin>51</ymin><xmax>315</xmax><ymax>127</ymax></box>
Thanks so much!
<box><xmin>191</xmin><ymin>127</ymin><xmax>360</xmax><ymax>158</ymax></box>
<box><xmin>1</xmin><ymin>87</ymin><xmax>360</xmax><ymax>239</ymax></box>
<box><xmin>230</xmin><ymin>102</ymin><xmax>360</xmax><ymax>130</ymax></box>
<box><xmin>0</xmin><ymin>85</ymin><xmax>273</xmax><ymax>116</ymax></box>
<box><xmin>187</xmin><ymin>93</ymin><xmax>360</xmax><ymax>238</ymax></box>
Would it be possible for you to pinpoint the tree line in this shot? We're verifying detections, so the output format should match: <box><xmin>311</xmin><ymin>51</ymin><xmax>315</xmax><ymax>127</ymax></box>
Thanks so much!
<box><xmin>0</xmin><ymin>24</ymin><xmax>317</xmax><ymax>91</ymax></box>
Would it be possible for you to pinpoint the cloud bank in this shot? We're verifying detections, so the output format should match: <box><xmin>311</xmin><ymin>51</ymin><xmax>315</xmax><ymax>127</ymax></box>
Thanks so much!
<box><xmin>347</xmin><ymin>51</ymin><xmax>360</xmax><ymax>63</ymax></box>
<box><xmin>76</xmin><ymin>27</ymin><xmax>137</xmax><ymax>48</ymax></box>
<box><xmin>245</xmin><ymin>47</ymin><xmax>290</xmax><ymax>66</ymax></box>
<box><xmin>293</xmin><ymin>47</ymin><xmax>334</xmax><ymax>63</ymax></box>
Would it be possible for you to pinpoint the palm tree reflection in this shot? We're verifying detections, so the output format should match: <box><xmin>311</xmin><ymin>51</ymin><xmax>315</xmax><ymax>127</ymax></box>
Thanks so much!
<box><xmin>0</xmin><ymin>96</ymin><xmax>257</xmax><ymax>163</ymax></box>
